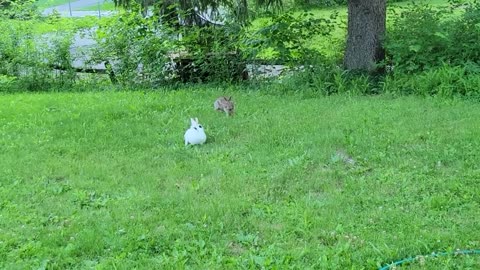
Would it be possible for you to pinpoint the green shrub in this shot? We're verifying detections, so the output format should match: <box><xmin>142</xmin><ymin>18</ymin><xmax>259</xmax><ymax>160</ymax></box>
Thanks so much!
<box><xmin>385</xmin><ymin>1</ymin><xmax>480</xmax><ymax>74</ymax></box>
<box><xmin>0</xmin><ymin>0</ymin><xmax>39</xmax><ymax>20</ymax></box>
<box><xmin>448</xmin><ymin>1</ymin><xmax>480</xmax><ymax>68</ymax></box>
<box><xmin>0</xmin><ymin>74</ymin><xmax>17</xmax><ymax>91</ymax></box>
<box><xmin>178</xmin><ymin>23</ymin><xmax>247</xmax><ymax>83</ymax></box>
<box><xmin>94</xmin><ymin>9</ymin><xmax>249</xmax><ymax>85</ymax></box>
<box><xmin>246</xmin><ymin>10</ymin><xmax>338</xmax><ymax>65</ymax></box>
<box><xmin>385</xmin><ymin>3</ymin><xmax>454</xmax><ymax>73</ymax></box>
<box><xmin>0</xmin><ymin>20</ymin><xmax>77</xmax><ymax>91</ymax></box>
<box><xmin>93</xmin><ymin>11</ymin><xmax>175</xmax><ymax>86</ymax></box>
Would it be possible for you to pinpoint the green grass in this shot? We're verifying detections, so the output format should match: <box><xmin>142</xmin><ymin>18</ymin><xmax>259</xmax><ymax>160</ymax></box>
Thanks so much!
<box><xmin>1</xmin><ymin>88</ymin><xmax>479</xmax><ymax>269</ymax></box>
<box><xmin>36</xmin><ymin>0</ymin><xmax>72</xmax><ymax>9</ymax></box>
<box><xmin>394</xmin><ymin>252</ymin><xmax>480</xmax><ymax>269</ymax></box>
<box><xmin>75</xmin><ymin>1</ymin><xmax>116</xmax><ymax>11</ymax></box>
<box><xmin>0</xmin><ymin>16</ymin><xmax>108</xmax><ymax>35</ymax></box>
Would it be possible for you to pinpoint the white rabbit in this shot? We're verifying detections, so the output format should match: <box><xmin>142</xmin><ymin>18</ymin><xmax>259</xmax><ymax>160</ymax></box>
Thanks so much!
<box><xmin>184</xmin><ymin>118</ymin><xmax>207</xmax><ymax>145</ymax></box>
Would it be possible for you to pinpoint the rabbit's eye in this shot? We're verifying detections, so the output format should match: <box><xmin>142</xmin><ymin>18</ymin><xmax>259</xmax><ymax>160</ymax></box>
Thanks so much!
<box><xmin>198</xmin><ymin>125</ymin><xmax>203</xmax><ymax>128</ymax></box>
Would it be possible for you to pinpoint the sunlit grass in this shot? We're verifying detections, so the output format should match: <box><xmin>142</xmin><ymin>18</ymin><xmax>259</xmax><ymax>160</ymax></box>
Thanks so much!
<box><xmin>75</xmin><ymin>1</ymin><xmax>116</xmax><ymax>11</ymax></box>
<box><xmin>36</xmin><ymin>0</ymin><xmax>72</xmax><ymax>8</ymax></box>
<box><xmin>1</xmin><ymin>87</ymin><xmax>479</xmax><ymax>269</ymax></box>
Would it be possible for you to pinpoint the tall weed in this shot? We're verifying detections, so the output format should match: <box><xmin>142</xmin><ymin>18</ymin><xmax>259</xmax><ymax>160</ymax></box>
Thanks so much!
<box><xmin>385</xmin><ymin>65</ymin><xmax>480</xmax><ymax>98</ymax></box>
<box><xmin>271</xmin><ymin>63</ymin><xmax>375</xmax><ymax>96</ymax></box>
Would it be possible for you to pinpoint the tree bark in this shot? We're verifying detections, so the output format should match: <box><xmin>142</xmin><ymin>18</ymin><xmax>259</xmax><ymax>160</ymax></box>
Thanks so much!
<box><xmin>344</xmin><ymin>0</ymin><xmax>386</xmax><ymax>73</ymax></box>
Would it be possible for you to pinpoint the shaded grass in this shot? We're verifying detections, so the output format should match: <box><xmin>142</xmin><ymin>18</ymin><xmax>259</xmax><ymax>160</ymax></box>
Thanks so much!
<box><xmin>0</xmin><ymin>88</ymin><xmax>479</xmax><ymax>269</ymax></box>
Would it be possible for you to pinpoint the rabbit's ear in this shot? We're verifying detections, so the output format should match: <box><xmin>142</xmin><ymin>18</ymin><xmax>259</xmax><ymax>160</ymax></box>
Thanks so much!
<box><xmin>195</xmin><ymin>117</ymin><xmax>199</xmax><ymax>123</ymax></box>
<box><xmin>228</xmin><ymin>96</ymin><xmax>232</xmax><ymax>101</ymax></box>
<box><xmin>190</xmin><ymin>118</ymin><xmax>196</xmax><ymax>125</ymax></box>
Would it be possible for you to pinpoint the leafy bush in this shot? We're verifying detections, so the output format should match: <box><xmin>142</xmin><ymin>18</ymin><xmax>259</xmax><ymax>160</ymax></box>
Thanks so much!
<box><xmin>246</xmin><ymin>10</ymin><xmax>338</xmax><ymax>65</ymax></box>
<box><xmin>0</xmin><ymin>20</ymin><xmax>77</xmax><ymax>91</ymax></box>
<box><xmin>177</xmin><ymin>23</ymin><xmax>247</xmax><ymax>83</ymax></box>
<box><xmin>0</xmin><ymin>0</ymin><xmax>39</xmax><ymax>20</ymax></box>
<box><xmin>385</xmin><ymin>1</ymin><xmax>480</xmax><ymax>74</ymax></box>
<box><xmin>448</xmin><ymin>1</ymin><xmax>480</xmax><ymax>67</ymax></box>
<box><xmin>94</xmin><ymin>9</ymin><xmax>249</xmax><ymax>85</ymax></box>
<box><xmin>0</xmin><ymin>21</ymin><xmax>48</xmax><ymax>90</ymax></box>
<box><xmin>93</xmin><ymin>11</ymin><xmax>176</xmax><ymax>86</ymax></box>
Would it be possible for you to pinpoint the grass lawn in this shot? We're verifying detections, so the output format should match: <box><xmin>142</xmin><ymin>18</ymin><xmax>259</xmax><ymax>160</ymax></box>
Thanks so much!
<box><xmin>36</xmin><ymin>0</ymin><xmax>72</xmax><ymax>8</ymax></box>
<box><xmin>1</xmin><ymin>88</ymin><xmax>479</xmax><ymax>269</ymax></box>
<box><xmin>75</xmin><ymin>1</ymin><xmax>115</xmax><ymax>11</ymax></box>
<box><xmin>0</xmin><ymin>17</ymin><xmax>104</xmax><ymax>35</ymax></box>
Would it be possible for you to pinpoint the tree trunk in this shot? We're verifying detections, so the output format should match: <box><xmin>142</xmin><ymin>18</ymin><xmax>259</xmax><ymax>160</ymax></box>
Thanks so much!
<box><xmin>344</xmin><ymin>0</ymin><xmax>386</xmax><ymax>73</ymax></box>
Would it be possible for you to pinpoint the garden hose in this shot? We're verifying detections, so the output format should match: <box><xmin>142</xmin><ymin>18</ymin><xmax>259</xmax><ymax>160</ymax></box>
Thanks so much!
<box><xmin>379</xmin><ymin>249</ymin><xmax>480</xmax><ymax>270</ymax></box>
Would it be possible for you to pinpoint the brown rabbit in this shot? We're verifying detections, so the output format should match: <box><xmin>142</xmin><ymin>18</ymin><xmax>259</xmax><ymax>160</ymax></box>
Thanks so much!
<box><xmin>214</xmin><ymin>96</ymin><xmax>234</xmax><ymax>116</ymax></box>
